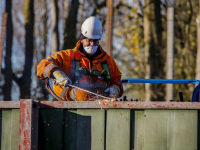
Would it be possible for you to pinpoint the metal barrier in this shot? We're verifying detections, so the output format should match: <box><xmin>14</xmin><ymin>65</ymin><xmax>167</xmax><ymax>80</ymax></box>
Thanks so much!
<box><xmin>1</xmin><ymin>100</ymin><xmax>200</xmax><ymax>150</ymax></box>
<box><xmin>121</xmin><ymin>79</ymin><xmax>200</xmax><ymax>101</ymax></box>
<box><xmin>20</xmin><ymin>100</ymin><xmax>200</xmax><ymax>150</ymax></box>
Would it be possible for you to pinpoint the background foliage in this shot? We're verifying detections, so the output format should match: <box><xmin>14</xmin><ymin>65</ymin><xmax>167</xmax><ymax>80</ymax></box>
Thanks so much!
<box><xmin>0</xmin><ymin>0</ymin><xmax>199</xmax><ymax>101</ymax></box>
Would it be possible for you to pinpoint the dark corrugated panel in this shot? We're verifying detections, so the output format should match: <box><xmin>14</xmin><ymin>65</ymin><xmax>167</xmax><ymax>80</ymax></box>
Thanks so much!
<box><xmin>0</xmin><ymin>110</ymin><xmax>2</xmax><ymax>150</ymax></box>
<box><xmin>38</xmin><ymin>109</ymin><xmax>64</xmax><ymax>150</ymax></box>
<box><xmin>63</xmin><ymin>110</ymin><xmax>77</xmax><ymax>150</ymax></box>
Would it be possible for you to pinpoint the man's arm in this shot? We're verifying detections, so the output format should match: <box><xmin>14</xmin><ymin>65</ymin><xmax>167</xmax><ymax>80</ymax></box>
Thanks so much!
<box><xmin>37</xmin><ymin>50</ymin><xmax>73</xmax><ymax>87</ymax></box>
<box><xmin>37</xmin><ymin>51</ymin><xmax>63</xmax><ymax>80</ymax></box>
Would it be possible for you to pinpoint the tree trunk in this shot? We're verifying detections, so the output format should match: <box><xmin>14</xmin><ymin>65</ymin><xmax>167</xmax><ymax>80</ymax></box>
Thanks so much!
<box><xmin>78</xmin><ymin>0</ymin><xmax>85</xmax><ymax>25</ymax></box>
<box><xmin>144</xmin><ymin>0</ymin><xmax>164</xmax><ymax>101</ymax></box>
<box><xmin>0</xmin><ymin>13</ymin><xmax>7</xmax><ymax>77</ymax></box>
<box><xmin>20</xmin><ymin>0</ymin><xmax>34</xmax><ymax>99</ymax></box>
<box><xmin>50</xmin><ymin>0</ymin><xmax>59</xmax><ymax>53</ymax></box>
<box><xmin>196</xmin><ymin>0</ymin><xmax>200</xmax><ymax>80</ymax></box>
<box><xmin>41</xmin><ymin>0</ymin><xmax>49</xmax><ymax>99</ymax></box>
<box><xmin>3</xmin><ymin>0</ymin><xmax>13</xmax><ymax>101</ymax></box>
<box><xmin>166</xmin><ymin>7</ymin><xmax>174</xmax><ymax>101</ymax></box>
<box><xmin>143</xmin><ymin>0</ymin><xmax>152</xmax><ymax>101</ymax></box>
<box><xmin>34</xmin><ymin>0</ymin><xmax>49</xmax><ymax>100</ymax></box>
<box><xmin>64</xmin><ymin>0</ymin><xmax>69</xmax><ymax>20</ymax></box>
<box><xmin>106</xmin><ymin>0</ymin><xmax>113</xmax><ymax>56</ymax></box>
<box><xmin>63</xmin><ymin>0</ymin><xmax>79</xmax><ymax>49</ymax></box>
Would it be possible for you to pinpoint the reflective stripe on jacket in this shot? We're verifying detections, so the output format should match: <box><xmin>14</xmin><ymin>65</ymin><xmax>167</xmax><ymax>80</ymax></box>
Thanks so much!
<box><xmin>37</xmin><ymin>40</ymin><xmax>123</xmax><ymax>101</ymax></box>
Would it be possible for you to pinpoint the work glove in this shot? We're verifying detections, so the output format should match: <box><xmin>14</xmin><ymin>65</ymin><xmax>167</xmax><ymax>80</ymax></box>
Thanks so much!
<box><xmin>52</xmin><ymin>70</ymin><xmax>72</xmax><ymax>87</ymax></box>
<box><xmin>105</xmin><ymin>85</ymin><xmax>120</xmax><ymax>98</ymax></box>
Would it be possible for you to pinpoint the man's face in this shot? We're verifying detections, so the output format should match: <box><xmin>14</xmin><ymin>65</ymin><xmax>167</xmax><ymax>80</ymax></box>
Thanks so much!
<box><xmin>81</xmin><ymin>38</ymin><xmax>99</xmax><ymax>47</ymax></box>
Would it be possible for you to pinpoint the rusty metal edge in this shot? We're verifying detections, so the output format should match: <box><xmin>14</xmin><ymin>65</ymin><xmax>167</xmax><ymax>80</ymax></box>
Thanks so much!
<box><xmin>0</xmin><ymin>101</ymin><xmax>20</xmax><ymax>108</ymax></box>
<box><xmin>37</xmin><ymin>100</ymin><xmax>200</xmax><ymax>109</ymax></box>
<box><xmin>1</xmin><ymin>100</ymin><xmax>200</xmax><ymax>110</ymax></box>
<box><xmin>19</xmin><ymin>99</ymin><xmax>32</xmax><ymax>150</ymax></box>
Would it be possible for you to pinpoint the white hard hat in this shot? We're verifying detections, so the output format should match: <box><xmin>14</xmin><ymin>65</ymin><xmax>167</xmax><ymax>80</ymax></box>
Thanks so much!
<box><xmin>81</xmin><ymin>16</ymin><xmax>103</xmax><ymax>39</ymax></box>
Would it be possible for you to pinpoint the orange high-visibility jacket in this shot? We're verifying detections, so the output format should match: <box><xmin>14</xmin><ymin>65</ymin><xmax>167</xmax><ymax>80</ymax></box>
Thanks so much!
<box><xmin>37</xmin><ymin>41</ymin><xmax>123</xmax><ymax>101</ymax></box>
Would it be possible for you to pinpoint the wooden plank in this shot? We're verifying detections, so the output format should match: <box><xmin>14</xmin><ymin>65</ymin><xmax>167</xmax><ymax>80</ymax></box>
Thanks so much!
<box><xmin>11</xmin><ymin>109</ymin><xmax>20</xmax><ymax>150</ymax></box>
<box><xmin>134</xmin><ymin>110</ymin><xmax>145</xmax><ymax>150</ymax></box>
<box><xmin>169</xmin><ymin>110</ymin><xmax>197</xmax><ymax>150</ymax></box>
<box><xmin>135</xmin><ymin>110</ymin><xmax>198</xmax><ymax>150</ymax></box>
<box><xmin>38</xmin><ymin>109</ymin><xmax>63</xmax><ymax>150</ymax></box>
<box><xmin>1</xmin><ymin>110</ymin><xmax>12</xmax><ymax>150</ymax></box>
<box><xmin>167</xmin><ymin>110</ymin><xmax>175</xmax><ymax>150</ymax></box>
<box><xmin>144</xmin><ymin>110</ymin><xmax>168</xmax><ymax>150</ymax></box>
<box><xmin>63</xmin><ymin>110</ymin><xmax>77</xmax><ymax>150</ymax></box>
<box><xmin>76</xmin><ymin>109</ymin><xmax>105</xmax><ymax>150</ymax></box>
<box><xmin>106</xmin><ymin>109</ymin><xmax>130</xmax><ymax>150</ymax></box>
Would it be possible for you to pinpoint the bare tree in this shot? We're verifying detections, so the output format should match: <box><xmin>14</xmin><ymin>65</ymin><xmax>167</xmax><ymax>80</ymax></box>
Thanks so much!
<box><xmin>34</xmin><ymin>0</ymin><xmax>49</xmax><ymax>100</ymax></box>
<box><xmin>63</xmin><ymin>0</ymin><xmax>79</xmax><ymax>49</ymax></box>
<box><xmin>23</xmin><ymin>0</ymin><xmax>34</xmax><ymax>98</ymax></box>
<box><xmin>166</xmin><ymin>1</ymin><xmax>175</xmax><ymax>101</ymax></box>
<box><xmin>106</xmin><ymin>0</ymin><xmax>113</xmax><ymax>56</ymax></box>
<box><xmin>13</xmin><ymin>0</ymin><xmax>34</xmax><ymax>99</ymax></box>
<box><xmin>78</xmin><ymin>0</ymin><xmax>85</xmax><ymax>25</ymax></box>
<box><xmin>144</xmin><ymin>0</ymin><xmax>164</xmax><ymax>101</ymax></box>
<box><xmin>50</xmin><ymin>0</ymin><xmax>59</xmax><ymax>53</ymax></box>
<box><xmin>3</xmin><ymin>0</ymin><xmax>13</xmax><ymax>101</ymax></box>
<box><xmin>0</xmin><ymin>13</ymin><xmax>7</xmax><ymax>77</ymax></box>
<box><xmin>196</xmin><ymin>0</ymin><xmax>200</xmax><ymax>80</ymax></box>
<box><xmin>40</xmin><ymin>0</ymin><xmax>49</xmax><ymax>99</ymax></box>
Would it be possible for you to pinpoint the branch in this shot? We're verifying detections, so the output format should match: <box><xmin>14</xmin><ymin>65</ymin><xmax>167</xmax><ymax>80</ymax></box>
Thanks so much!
<box><xmin>12</xmin><ymin>73</ymin><xmax>21</xmax><ymax>87</ymax></box>
<box><xmin>138</xmin><ymin>0</ymin><xmax>144</xmax><ymax>11</ymax></box>
<box><xmin>187</xmin><ymin>0</ymin><xmax>193</xmax><ymax>24</ymax></box>
<box><xmin>137</xmin><ymin>12</ymin><xmax>143</xmax><ymax>18</ymax></box>
<box><xmin>91</xmin><ymin>0</ymin><xmax>106</xmax><ymax>16</ymax></box>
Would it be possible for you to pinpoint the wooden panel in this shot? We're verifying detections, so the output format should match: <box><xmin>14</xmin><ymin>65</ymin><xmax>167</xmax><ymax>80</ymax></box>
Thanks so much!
<box><xmin>135</xmin><ymin>110</ymin><xmax>198</xmax><ymax>150</ymax></box>
<box><xmin>76</xmin><ymin>109</ymin><xmax>105</xmax><ymax>150</ymax></box>
<box><xmin>11</xmin><ymin>109</ymin><xmax>20</xmax><ymax>150</ymax></box>
<box><xmin>144</xmin><ymin>110</ymin><xmax>168</xmax><ymax>150</ymax></box>
<box><xmin>134</xmin><ymin>110</ymin><xmax>145</xmax><ymax>150</ymax></box>
<box><xmin>198</xmin><ymin>111</ymin><xmax>200</xmax><ymax>150</ymax></box>
<box><xmin>169</xmin><ymin>110</ymin><xmax>197</xmax><ymax>150</ymax></box>
<box><xmin>63</xmin><ymin>110</ymin><xmax>77</xmax><ymax>150</ymax></box>
<box><xmin>1</xmin><ymin>110</ymin><xmax>12</xmax><ymax>150</ymax></box>
<box><xmin>38</xmin><ymin>109</ymin><xmax>63</xmax><ymax>150</ymax></box>
<box><xmin>106</xmin><ymin>109</ymin><xmax>130</xmax><ymax>150</ymax></box>
<box><xmin>167</xmin><ymin>110</ymin><xmax>175</xmax><ymax>150</ymax></box>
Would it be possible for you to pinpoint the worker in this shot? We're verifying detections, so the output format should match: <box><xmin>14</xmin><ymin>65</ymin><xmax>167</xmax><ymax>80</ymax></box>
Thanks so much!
<box><xmin>37</xmin><ymin>16</ymin><xmax>123</xmax><ymax>101</ymax></box>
